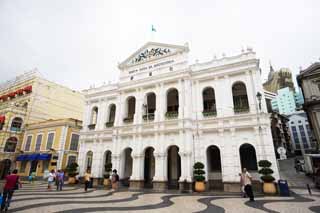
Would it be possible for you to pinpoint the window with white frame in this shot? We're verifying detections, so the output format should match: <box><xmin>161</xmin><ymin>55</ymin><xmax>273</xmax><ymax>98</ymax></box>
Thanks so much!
<box><xmin>46</xmin><ymin>132</ymin><xmax>55</xmax><ymax>150</ymax></box>
<box><xmin>25</xmin><ymin>135</ymin><xmax>32</xmax><ymax>151</ymax></box>
<box><xmin>35</xmin><ymin>134</ymin><xmax>43</xmax><ymax>151</ymax></box>
<box><xmin>69</xmin><ymin>134</ymin><xmax>80</xmax><ymax>151</ymax></box>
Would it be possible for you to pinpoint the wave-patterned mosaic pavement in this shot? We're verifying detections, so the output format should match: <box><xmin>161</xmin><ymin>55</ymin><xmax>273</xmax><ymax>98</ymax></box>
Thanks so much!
<box><xmin>8</xmin><ymin>182</ymin><xmax>320</xmax><ymax>213</ymax></box>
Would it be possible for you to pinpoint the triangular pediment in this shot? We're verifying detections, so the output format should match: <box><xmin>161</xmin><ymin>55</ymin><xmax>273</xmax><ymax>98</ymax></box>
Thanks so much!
<box><xmin>118</xmin><ymin>42</ymin><xmax>189</xmax><ymax>69</ymax></box>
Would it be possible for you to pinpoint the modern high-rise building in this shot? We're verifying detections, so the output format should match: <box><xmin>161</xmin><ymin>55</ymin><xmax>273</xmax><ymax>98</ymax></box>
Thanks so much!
<box><xmin>263</xmin><ymin>65</ymin><xmax>295</xmax><ymax>93</ymax></box>
<box><xmin>0</xmin><ymin>70</ymin><xmax>84</xmax><ymax>178</ymax></box>
<box><xmin>271</xmin><ymin>87</ymin><xmax>304</xmax><ymax>115</ymax></box>
<box><xmin>287</xmin><ymin>111</ymin><xmax>316</xmax><ymax>155</ymax></box>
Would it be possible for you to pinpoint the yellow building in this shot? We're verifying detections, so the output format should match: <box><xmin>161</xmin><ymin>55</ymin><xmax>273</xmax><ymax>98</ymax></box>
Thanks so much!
<box><xmin>16</xmin><ymin>118</ymin><xmax>82</xmax><ymax>177</ymax></box>
<box><xmin>0</xmin><ymin>70</ymin><xmax>84</xmax><ymax>178</ymax></box>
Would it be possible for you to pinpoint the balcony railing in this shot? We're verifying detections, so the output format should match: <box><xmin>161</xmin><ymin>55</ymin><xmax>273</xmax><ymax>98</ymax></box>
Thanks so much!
<box><xmin>10</xmin><ymin>127</ymin><xmax>22</xmax><ymax>132</ymax></box>
<box><xmin>165</xmin><ymin>111</ymin><xmax>178</xmax><ymax>119</ymax></box>
<box><xmin>105</xmin><ymin>122</ymin><xmax>114</xmax><ymax>128</ymax></box>
<box><xmin>202</xmin><ymin>110</ymin><xmax>217</xmax><ymax>117</ymax></box>
<box><xmin>143</xmin><ymin>113</ymin><xmax>155</xmax><ymax>121</ymax></box>
<box><xmin>123</xmin><ymin>117</ymin><xmax>134</xmax><ymax>124</ymax></box>
<box><xmin>234</xmin><ymin>107</ymin><xmax>250</xmax><ymax>114</ymax></box>
<box><xmin>88</xmin><ymin>124</ymin><xmax>96</xmax><ymax>130</ymax></box>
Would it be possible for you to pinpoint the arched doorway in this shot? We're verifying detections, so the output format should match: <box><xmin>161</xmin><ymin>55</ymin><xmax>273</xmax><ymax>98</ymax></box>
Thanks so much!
<box><xmin>85</xmin><ymin>151</ymin><xmax>93</xmax><ymax>171</ymax></box>
<box><xmin>122</xmin><ymin>148</ymin><xmax>133</xmax><ymax>187</ymax></box>
<box><xmin>239</xmin><ymin>144</ymin><xmax>258</xmax><ymax>171</ymax></box>
<box><xmin>103</xmin><ymin>150</ymin><xmax>112</xmax><ymax>175</ymax></box>
<box><xmin>206</xmin><ymin>145</ymin><xmax>223</xmax><ymax>190</ymax></box>
<box><xmin>144</xmin><ymin>147</ymin><xmax>155</xmax><ymax>188</ymax></box>
<box><xmin>0</xmin><ymin>159</ymin><xmax>11</xmax><ymax>179</ymax></box>
<box><xmin>167</xmin><ymin>145</ymin><xmax>181</xmax><ymax>189</ymax></box>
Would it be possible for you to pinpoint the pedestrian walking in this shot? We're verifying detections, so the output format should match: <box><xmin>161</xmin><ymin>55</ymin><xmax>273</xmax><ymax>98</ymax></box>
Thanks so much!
<box><xmin>47</xmin><ymin>169</ymin><xmax>55</xmax><ymax>190</ymax></box>
<box><xmin>239</xmin><ymin>173</ymin><xmax>246</xmax><ymax>197</ymax></box>
<box><xmin>1</xmin><ymin>169</ymin><xmax>22</xmax><ymax>212</ymax></box>
<box><xmin>242</xmin><ymin>168</ymin><xmax>254</xmax><ymax>202</ymax></box>
<box><xmin>84</xmin><ymin>169</ymin><xmax>92</xmax><ymax>192</ymax></box>
<box><xmin>111</xmin><ymin>169</ymin><xmax>119</xmax><ymax>190</ymax></box>
<box><xmin>56</xmin><ymin>170</ymin><xmax>64</xmax><ymax>191</ymax></box>
<box><xmin>294</xmin><ymin>158</ymin><xmax>301</xmax><ymax>173</ymax></box>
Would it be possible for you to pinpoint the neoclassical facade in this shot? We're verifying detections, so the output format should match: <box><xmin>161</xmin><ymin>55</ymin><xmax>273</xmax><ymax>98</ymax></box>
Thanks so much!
<box><xmin>79</xmin><ymin>42</ymin><xmax>279</xmax><ymax>191</ymax></box>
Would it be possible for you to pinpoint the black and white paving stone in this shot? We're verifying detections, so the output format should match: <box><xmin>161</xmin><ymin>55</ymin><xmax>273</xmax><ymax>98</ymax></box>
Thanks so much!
<box><xmin>6</xmin><ymin>182</ymin><xmax>320</xmax><ymax>213</ymax></box>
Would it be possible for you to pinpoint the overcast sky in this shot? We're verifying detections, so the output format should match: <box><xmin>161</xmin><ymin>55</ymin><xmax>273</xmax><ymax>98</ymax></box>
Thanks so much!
<box><xmin>1</xmin><ymin>0</ymin><xmax>319</xmax><ymax>90</ymax></box>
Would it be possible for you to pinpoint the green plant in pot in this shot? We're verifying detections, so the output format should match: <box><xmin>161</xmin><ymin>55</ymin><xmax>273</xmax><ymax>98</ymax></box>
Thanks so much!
<box><xmin>103</xmin><ymin>163</ymin><xmax>112</xmax><ymax>187</ymax></box>
<box><xmin>66</xmin><ymin>162</ymin><xmax>78</xmax><ymax>184</ymax></box>
<box><xmin>193</xmin><ymin>162</ymin><xmax>206</xmax><ymax>192</ymax></box>
<box><xmin>258</xmin><ymin>160</ymin><xmax>276</xmax><ymax>194</ymax></box>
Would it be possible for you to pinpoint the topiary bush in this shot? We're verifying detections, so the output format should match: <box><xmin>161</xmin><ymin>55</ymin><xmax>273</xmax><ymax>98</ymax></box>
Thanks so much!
<box><xmin>66</xmin><ymin>162</ymin><xmax>79</xmax><ymax>177</ymax></box>
<box><xmin>193</xmin><ymin>162</ymin><xmax>205</xmax><ymax>182</ymax></box>
<box><xmin>258</xmin><ymin>160</ymin><xmax>275</xmax><ymax>183</ymax></box>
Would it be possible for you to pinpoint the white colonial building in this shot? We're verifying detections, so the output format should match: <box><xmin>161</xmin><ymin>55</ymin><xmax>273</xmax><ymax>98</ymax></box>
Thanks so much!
<box><xmin>78</xmin><ymin>42</ymin><xmax>279</xmax><ymax>191</ymax></box>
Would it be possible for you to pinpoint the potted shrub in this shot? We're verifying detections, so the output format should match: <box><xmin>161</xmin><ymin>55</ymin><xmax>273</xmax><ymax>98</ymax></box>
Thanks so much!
<box><xmin>103</xmin><ymin>163</ymin><xmax>112</xmax><ymax>187</ymax></box>
<box><xmin>193</xmin><ymin>162</ymin><xmax>206</xmax><ymax>192</ymax></box>
<box><xmin>66</xmin><ymin>162</ymin><xmax>79</xmax><ymax>184</ymax></box>
<box><xmin>258</xmin><ymin>160</ymin><xmax>276</xmax><ymax>194</ymax></box>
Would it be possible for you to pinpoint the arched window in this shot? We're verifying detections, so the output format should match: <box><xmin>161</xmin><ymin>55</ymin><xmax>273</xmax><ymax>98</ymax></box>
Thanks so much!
<box><xmin>106</xmin><ymin>104</ymin><xmax>116</xmax><ymax>127</ymax></box>
<box><xmin>232</xmin><ymin>82</ymin><xmax>249</xmax><ymax>113</ymax></box>
<box><xmin>88</xmin><ymin>107</ymin><xmax>98</xmax><ymax>130</ymax></box>
<box><xmin>202</xmin><ymin>87</ymin><xmax>217</xmax><ymax>117</ymax></box>
<box><xmin>10</xmin><ymin>117</ymin><xmax>23</xmax><ymax>131</ymax></box>
<box><xmin>166</xmin><ymin>88</ymin><xmax>179</xmax><ymax>119</ymax></box>
<box><xmin>143</xmin><ymin>93</ymin><xmax>156</xmax><ymax>121</ymax></box>
<box><xmin>239</xmin><ymin>143</ymin><xmax>258</xmax><ymax>171</ymax></box>
<box><xmin>4</xmin><ymin>137</ymin><xmax>18</xmax><ymax>152</ymax></box>
<box><xmin>124</xmin><ymin>97</ymin><xmax>135</xmax><ymax>123</ymax></box>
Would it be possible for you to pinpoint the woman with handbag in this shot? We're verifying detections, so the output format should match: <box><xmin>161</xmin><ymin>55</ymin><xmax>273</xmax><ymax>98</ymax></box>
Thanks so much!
<box><xmin>1</xmin><ymin>169</ymin><xmax>22</xmax><ymax>212</ymax></box>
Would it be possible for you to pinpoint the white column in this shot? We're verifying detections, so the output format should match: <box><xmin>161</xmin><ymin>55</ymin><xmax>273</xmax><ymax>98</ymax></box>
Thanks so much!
<box><xmin>246</xmin><ymin>71</ymin><xmax>257</xmax><ymax>114</ymax></box>
<box><xmin>57</xmin><ymin>125</ymin><xmax>68</xmax><ymax>170</ymax></box>
<box><xmin>159</xmin><ymin>83</ymin><xmax>165</xmax><ymax>121</ymax></box>
<box><xmin>116</xmin><ymin>93</ymin><xmax>123</xmax><ymax>126</ymax></box>
<box><xmin>178</xmin><ymin>79</ymin><xmax>184</xmax><ymax>119</ymax></box>
<box><xmin>221</xmin><ymin>76</ymin><xmax>233</xmax><ymax>116</ymax></box>
<box><xmin>184</xmin><ymin>79</ymin><xmax>192</xmax><ymax>119</ymax></box>
<box><xmin>155</xmin><ymin>84</ymin><xmax>161</xmax><ymax>122</ymax></box>
<box><xmin>84</xmin><ymin>103</ymin><xmax>91</xmax><ymax>130</ymax></box>
<box><xmin>153</xmin><ymin>152</ymin><xmax>167</xmax><ymax>181</ymax></box>
<box><xmin>134</xmin><ymin>89</ymin><xmax>143</xmax><ymax>125</ymax></box>
<box><xmin>196</xmin><ymin>80</ymin><xmax>203</xmax><ymax>119</ymax></box>
<box><xmin>98</xmin><ymin>100</ymin><xmax>107</xmax><ymax>130</ymax></box>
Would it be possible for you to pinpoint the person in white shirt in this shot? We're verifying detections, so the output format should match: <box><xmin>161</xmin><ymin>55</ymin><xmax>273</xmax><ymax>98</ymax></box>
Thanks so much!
<box><xmin>241</xmin><ymin>168</ymin><xmax>254</xmax><ymax>201</ymax></box>
<box><xmin>47</xmin><ymin>169</ymin><xmax>55</xmax><ymax>190</ymax></box>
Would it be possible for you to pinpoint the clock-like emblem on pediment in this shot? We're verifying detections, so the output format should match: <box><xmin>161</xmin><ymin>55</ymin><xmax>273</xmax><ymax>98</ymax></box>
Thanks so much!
<box><xmin>118</xmin><ymin>42</ymin><xmax>189</xmax><ymax>70</ymax></box>
<box><xmin>131</xmin><ymin>48</ymin><xmax>171</xmax><ymax>64</ymax></box>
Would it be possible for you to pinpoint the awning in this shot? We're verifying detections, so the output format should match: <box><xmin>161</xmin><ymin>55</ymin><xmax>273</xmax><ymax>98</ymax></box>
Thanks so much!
<box><xmin>38</xmin><ymin>154</ymin><xmax>52</xmax><ymax>160</ymax></box>
<box><xmin>27</xmin><ymin>154</ymin><xmax>40</xmax><ymax>161</ymax></box>
<box><xmin>16</xmin><ymin>153</ymin><xmax>52</xmax><ymax>161</ymax></box>
<box><xmin>16</xmin><ymin>155</ymin><xmax>28</xmax><ymax>161</ymax></box>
